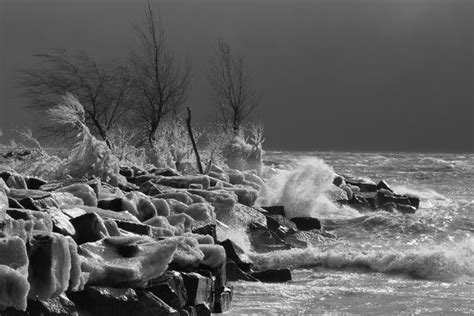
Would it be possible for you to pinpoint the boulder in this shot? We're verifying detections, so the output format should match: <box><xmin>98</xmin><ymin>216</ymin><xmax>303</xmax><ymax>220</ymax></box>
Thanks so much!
<box><xmin>333</xmin><ymin>175</ymin><xmax>345</xmax><ymax>187</ymax></box>
<box><xmin>7</xmin><ymin>197</ymin><xmax>23</xmax><ymax>209</ymax></box>
<box><xmin>79</xmin><ymin>236</ymin><xmax>180</xmax><ymax>287</ymax></box>
<box><xmin>182</xmin><ymin>203</ymin><xmax>215</xmax><ymax>222</ymax></box>
<box><xmin>181</xmin><ymin>272</ymin><xmax>214</xmax><ymax>307</ymax></box>
<box><xmin>225</xmin><ymin>260</ymin><xmax>257</xmax><ymax>282</ymax></box>
<box><xmin>68</xmin><ymin>286</ymin><xmax>179</xmax><ymax>316</ymax></box>
<box><xmin>115</xmin><ymin>220</ymin><xmax>153</xmax><ymax>236</ymax></box>
<box><xmin>250</xmin><ymin>268</ymin><xmax>292</xmax><ymax>283</ymax></box>
<box><xmin>155</xmin><ymin>192</ymin><xmax>193</xmax><ymax>205</ymax></box>
<box><xmin>19</xmin><ymin>196</ymin><xmax>59</xmax><ymax>211</ymax></box>
<box><xmin>56</xmin><ymin>183</ymin><xmax>97</xmax><ymax>207</ymax></box>
<box><xmin>376</xmin><ymin>180</ymin><xmax>393</xmax><ymax>192</ymax></box>
<box><xmin>70</xmin><ymin>212</ymin><xmax>109</xmax><ymax>244</ymax></box>
<box><xmin>261</xmin><ymin>205</ymin><xmax>285</xmax><ymax>217</ymax></box>
<box><xmin>166</xmin><ymin>199</ymin><xmax>188</xmax><ymax>214</ymax></box>
<box><xmin>219</xmin><ymin>186</ymin><xmax>258</xmax><ymax>207</ymax></box>
<box><xmin>219</xmin><ymin>239</ymin><xmax>252</xmax><ymax>272</ymax></box>
<box><xmin>290</xmin><ymin>217</ymin><xmax>321</xmax><ymax>231</ymax></box>
<box><xmin>0</xmin><ymin>265</ymin><xmax>30</xmax><ymax>311</ymax></box>
<box><xmin>27</xmin><ymin>233</ymin><xmax>72</xmax><ymax>300</ymax></box>
<box><xmin>192</xmin><ymin>223</ymin><xmax>217</xmax><ymax>243</ymax></box>
<box><xmin>156</xmin><ymin>175</ymin><xmax>210</xmax><ymax>190</ymax></box>
<box><xmin>187</xmin><ymin>189</ymin><xmax>237</xmax><ymax>221</ymax></box>
<box><xmin>25</xmin><ymin>177</ymin><xmax>47</xmax><ymax>190</ymax></box>
<box><xmin>344</xmin><ymin>177</ymin><xmax>377</xmax><ymax>192</ymax></box>
<box><xmin>6</xmin><ymin>174</ymin><xmax>27</xmax><ymax>190</ymax></box>
<box><xmin>150</xmin><ymin>198</ymin><xmax>171</xmax><ymax>217</ymax></box>
<box><xmin>44</xmin><ymin>207</ymin><xmax>76</xmax><ymax>236</ymax></box>
<box><xmin>5</xmin><ymin>208</ymin><xmax>53</xmax><ymax>232</ymax></box>
<box><xmin>145</xmin><ymin>271</ymin><xmax>187</xmax><ymax>309</ymax></box>
<box><xmin>212</xmin><ymin>286</ymin><xmax>233</xmax><ymax>313</ymax></box>
<box><xmin>119</xmin><ymin>166</ymin><xmax>134</xmax><ymax>178</ymax></box>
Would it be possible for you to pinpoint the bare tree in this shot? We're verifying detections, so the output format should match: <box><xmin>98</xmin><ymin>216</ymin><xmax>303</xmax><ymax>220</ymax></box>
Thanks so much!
<box><xmin>208</xmin><ymin>39</ymin><xmax>261</xmax><ymax>135</ymax></box>
<box><xmin>20</xmin><ymin>50</ymin><xmax>133</xmax><ymax>149</ymax></box>
<box><xmin>130</xmin><ymin>3</ymin><xmax>191</xmax><ymax>148</ymax></box>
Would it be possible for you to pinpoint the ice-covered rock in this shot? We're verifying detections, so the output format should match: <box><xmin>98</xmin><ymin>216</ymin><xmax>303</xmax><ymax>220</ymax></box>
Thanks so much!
<box><xmin>79</xmin><ymin>236</ymin><xmax>180</xmax><ymax>287</ymax></box>
<box><xmin>56</xmin><ymin>183</ymin><xmax>97</xmax><ymax>207</ymax></box>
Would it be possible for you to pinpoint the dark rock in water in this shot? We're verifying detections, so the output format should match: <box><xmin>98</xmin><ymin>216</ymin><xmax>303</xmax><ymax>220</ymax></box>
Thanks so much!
<box><xmin>248</xmin><ymin>229</ymin><xmax>292</xmax><ymax>252</ymax></box>
<box><xmin>212</xmin><ymin>286</ymin><xmax>233</xmax><ymax>313</ymax></box>
<box><xmin>350</xmin><ymin>192</ymin><xmax>376</xmax><ymax>210</ymax></box>
<box><xmin>261</xmin><ymin>205</ymin><xmax>285</xmax><ymax>217</ymax></box>
<box><xmin>26</xmin><ymin>177</ymin><xmax>47</xmax><ymax>190</ymax></box>
<box><xmin>375</xmin><ymin>190</ymin><xmax>412</xmax><ymax>208</ymax></box>
<box><xmin>219</xmin><ymin>239</ymin><xmax>252</xmax><ymax>272</ymax></box>
<box><xmin>284</xmin><ymin>230</ymin><xmax>333</xmax><ymax>248</ymax></box>
<box><xmin>376</xmin><ymin>180</ymin><xmax>393</xmax><ymax>192</ymax></box>
<box><xmin>341</xmin><ymin>184</ymin><xmax>353</xmax><ymax>200</ymax></box>
<box><xmin>333</xmin><ymin>175</ymin><xmax>345</xmax><ymax>187</ymax></box>
<box><xmin>8</xmin><ymin>197</ymin><xmax>24</xmax><ymax>209</ymax></box>
<box><xmin>146</xmin><ymin>271</ymin><xmax>188</xmax><ymax>309</ymax></box>
<box><xmin>225</xmin><ymin>260</ymin><xmax>257</xmax><ymax>282</ymax></box>
<box><xmin>250</xmin><ymin>269</ymin><xmax>292</xmax><ymax>283</ymax></box>
<box><xmin>290</xmin><ymin>217</ymin><xmax>321</xmax><ymax>231</ymax></box>
<box><xmin>120</xmin><ymin>166</ymin><xmax>134</xmax><ymax>178</ymax></box>
<box><xmin>1</xmin><ymin>294</ymin><xmax>77</xmax><ymax>316</ymax></box>
<box><xmin>194</xmin><ymin>304</ymin><xmax>211</xmax><ymax>316</ymax></box>
<box><xmin>181</xmin><ymin>272</ymin><xmax>213</xmax><ymax>307</ymax></box>
<box><xmin>380</xmin><ymin>202</ymin><xmax>397</xmax><ymax>213</ymax></box>
<box><xmin>264</xmin><ymin>214</ymin><xmax>298</xmax><ymax>240</ymax></box>
<box><xmin>115</xmin><ymin>220</ymin><xmax>153</xmax><ymax>236</ymax></box>
<box><xmin>70</xmin><ymin>213</ymin><xmax>108</xmax><ymax>244</ymax></box>
<box><xmin>406</xmin><ymin>195</ymin><xmax>420</xmax><ymax>209</ymax></box>
<box><xmin>345</xmin><ymin>178</ymin><xmax>377</xmax><ymax>192</ymax></box>
<box><xmin>192</xmin><ymin>224</ymin><xmax>217</xmax><ymax>243</ymax></box>
<box><xmin>68</xmin><ymin>286</ymin><xmax>179</xmax><ymax>316</ymax></box>
<box><xmin>29</xmin><ymin>294</ymin><xmax>77</xmax><ymax>315</ymax></box>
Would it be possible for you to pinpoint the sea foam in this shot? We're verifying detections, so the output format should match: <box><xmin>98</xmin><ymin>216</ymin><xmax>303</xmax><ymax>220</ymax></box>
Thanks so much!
<box><xmin>261</xmin><ymin>158</ymin><xmax>360</xmax><ymax>219</ymax></box>
<box><xmin>249</xmin><ymin>237</ymin><xmax>474</xmax><ymax>282</ymax></box>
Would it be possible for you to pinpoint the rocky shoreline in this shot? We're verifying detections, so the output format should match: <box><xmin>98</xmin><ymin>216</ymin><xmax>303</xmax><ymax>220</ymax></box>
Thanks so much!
<box><xmin>0</xmin><ymin>149</ymin><xmax>419</xmax><ymax>315</ymax></box>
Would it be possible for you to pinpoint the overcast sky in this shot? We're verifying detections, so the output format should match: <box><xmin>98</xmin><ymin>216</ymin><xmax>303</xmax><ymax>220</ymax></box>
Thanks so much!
<box><xmin>1</xmin><ymin>0</ymin><xmax>472</xmax><ymax>152</ymax></box>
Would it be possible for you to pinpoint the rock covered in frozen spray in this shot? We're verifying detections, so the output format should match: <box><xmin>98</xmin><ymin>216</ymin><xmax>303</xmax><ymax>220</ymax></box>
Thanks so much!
<box><xmin>79</xmin><ymin>236</ymin><xmax>180</xmax><ymax>287</ymax></box>
<box><xmin>56</xmin><ymin>183</ymin><xmax>98</xmax><ymax>207</ymax></box>
<box><xmin>27</xmin><ymin>233</ymin><xmax>72</xmax><ymax>300</ymax></box>
<box><xmin>0</xmin><ymin>237</ymin><xmax>30</xmax><ymax>311</ymax></box>
<box><xmin>187</xmin><ymin>189</ymin><xmax>238</xmax><ymax>221</ymax></box>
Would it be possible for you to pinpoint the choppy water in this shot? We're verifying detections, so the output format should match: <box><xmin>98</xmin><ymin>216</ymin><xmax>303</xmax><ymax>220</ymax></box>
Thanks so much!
<box><xmin>228</xmin><ymin>151</ymin><xmax>474</xmax><ymax>315</ymax></box>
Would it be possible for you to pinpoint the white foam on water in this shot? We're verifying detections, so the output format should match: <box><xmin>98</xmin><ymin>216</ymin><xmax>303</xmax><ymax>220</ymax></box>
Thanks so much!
<box><xmin>261</xmin><ymin>158</ymin><xmax>360</xmax><ymax>219</ymax></box>
<box><xmin>249</xmin><ymin>237</ymin><xmax>474</xmax><ymax>282</ymax></box>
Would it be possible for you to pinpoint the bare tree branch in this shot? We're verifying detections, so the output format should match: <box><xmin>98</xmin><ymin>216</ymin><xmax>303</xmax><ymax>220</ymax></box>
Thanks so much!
<box><xmin>130</xmin><ymin>3</ymin><xmax>191</xmax><ymax>148</ymax></box>
<box><xmin>208</xmin><ymin>39</ymin><xmax>261</xmax><ymax>135</ymax></box>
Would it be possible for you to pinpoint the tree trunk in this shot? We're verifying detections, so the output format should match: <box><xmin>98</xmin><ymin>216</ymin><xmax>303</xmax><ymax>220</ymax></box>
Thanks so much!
<box><xmin>185</xmin><ymin>107</ymin><xmax>203</xmax><ymax>174</ymax></box>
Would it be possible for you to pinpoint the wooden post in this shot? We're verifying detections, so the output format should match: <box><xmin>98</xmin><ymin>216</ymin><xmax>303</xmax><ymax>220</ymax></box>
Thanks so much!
<box><xmin>185</xmin><ymin>107</ymin><xmax>204</xmax><ymax>174</ymax></box>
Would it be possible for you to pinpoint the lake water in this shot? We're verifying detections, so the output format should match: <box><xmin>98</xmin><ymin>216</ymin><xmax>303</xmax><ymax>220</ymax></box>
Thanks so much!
<box><xmin>228</xmin><ymin>151</ymin><xmax>474</xmax><ymax>315</ymax></box>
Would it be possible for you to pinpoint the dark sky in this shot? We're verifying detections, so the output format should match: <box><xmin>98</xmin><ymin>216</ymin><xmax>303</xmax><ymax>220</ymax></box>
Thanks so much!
<box><xmin>1</xmin><ymin>0</ymin><xmax>472</xmax><ymax>152</ymax></box>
